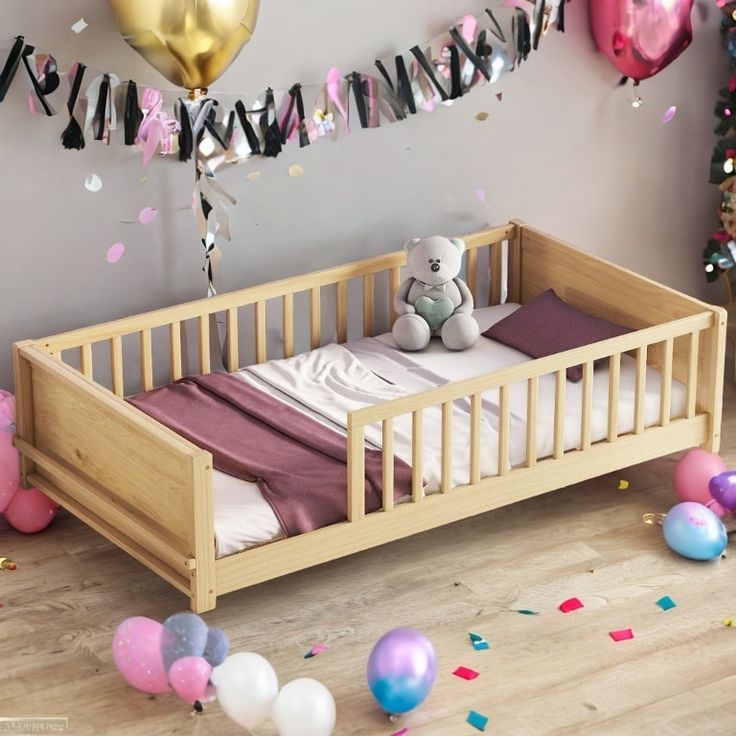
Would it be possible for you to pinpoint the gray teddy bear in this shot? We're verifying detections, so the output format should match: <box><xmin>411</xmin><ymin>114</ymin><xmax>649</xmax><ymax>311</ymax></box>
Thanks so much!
<box><xmin>392</xmin><ymin>235</ymin><xmax>480</xmax><ymax>351</ymax></box>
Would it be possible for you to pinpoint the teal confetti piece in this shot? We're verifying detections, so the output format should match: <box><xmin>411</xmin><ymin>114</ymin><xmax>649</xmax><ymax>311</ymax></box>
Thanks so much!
<box><xmin>467</xmin><ymin>710</ymin><xmax>489</xmax><ymax>731</ymax></box>
<box><xmin>469</xmin><ymin>633</ymin><xmax>490</xmax><ymax>651</ymax></box>
<box><xmin>513</xmin><ymin>609</ymin><xmax>539</xmax><ymax>616</ymax></box>
<box><xmin>656</xmin><ymin>596</ymin><xmax>676</xmax><ymax>611</ymax></box>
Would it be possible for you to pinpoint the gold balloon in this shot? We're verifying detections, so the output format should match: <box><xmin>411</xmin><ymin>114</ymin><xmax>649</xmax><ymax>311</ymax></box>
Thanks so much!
<box><xmin>108</xmin><ymin>0</ymin><xmax>259</xmax><ymax>94</ymax></box>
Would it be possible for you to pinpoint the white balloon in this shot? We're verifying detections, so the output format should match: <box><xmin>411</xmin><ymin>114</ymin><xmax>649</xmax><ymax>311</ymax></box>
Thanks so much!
<box><xmin>271</xmin><ymin>678</ymin><xmax>336</xmax><ymax>736</ymax></box>
<box><xmin>211</xmin><ymin>652</ymin><xmax>278</xmax><ymax>730</ymax></box>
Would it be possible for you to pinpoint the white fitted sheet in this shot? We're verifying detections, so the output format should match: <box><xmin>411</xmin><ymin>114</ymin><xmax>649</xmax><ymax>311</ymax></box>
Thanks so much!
<box><xmin>213</xmin><ymin>305</ymin><xmax>686</xmax><ymax>557</ymax></box>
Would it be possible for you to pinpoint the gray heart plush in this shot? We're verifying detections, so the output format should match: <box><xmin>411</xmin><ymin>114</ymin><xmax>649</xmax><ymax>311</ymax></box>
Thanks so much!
<box><xmin>415</xmin><ymin>296</ymin><xmax>454</xmax><ymax>331</ymax></box>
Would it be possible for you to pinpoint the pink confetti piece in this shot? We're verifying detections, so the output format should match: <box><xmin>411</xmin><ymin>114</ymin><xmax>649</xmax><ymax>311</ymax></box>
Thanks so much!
<box><xmin>559</xmin><ymin>597</ymin><xmax>584</xmax><ymax>613</ymax></box>
<box><xmin>661</xmin><ymin>106</ymin><xmax>677</xmax><ymax>124</ymax></box>
<box><xmin>476</xmin><ymin>189</ymin><xmax>487</xmax><ymax>203</ymax></box>
<box><xmin>609</xmin><ymin>628</ymin><xmax>634</xmax><ymax>642</ymax></box>
<box><xmin>391</xmin><ymin>729</ymin><xmax>409</xmax><ymax>736</ymax></box>
<box><xmin>106</xmin><ymin>242</ymin><xmax>125</xmax><ymax>264</ymax></box>
<box><xmin>453</xmin><ymin>666</ymin><xmax>480</xmax><ymax>681</ymax></box>
<box><xmin>138</xmin><ymin>207</ymin><xmax>158</xmax><ymax>225</ymax></box>
<box><xmin>304</xmin><ymin>643</ymin><xmax>329</xmax><ymax>658</ymax></box>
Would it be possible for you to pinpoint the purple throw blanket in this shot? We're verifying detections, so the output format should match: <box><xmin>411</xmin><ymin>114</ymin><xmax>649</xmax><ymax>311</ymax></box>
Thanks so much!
<box><xmin>127</xmin><ymin>372</ymin><xmax>413</xmax><ymax>537</ymax></box>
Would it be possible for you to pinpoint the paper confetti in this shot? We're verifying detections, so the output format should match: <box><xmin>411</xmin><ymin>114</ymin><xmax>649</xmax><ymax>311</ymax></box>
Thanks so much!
<box><xmin>656</xmin><ymin>596</ymin><xmax>676</xmax><ymax>611</ymax></box>
<box><xmin>138</xmin><ymin>207</ymin><xmax>158</xmax><ymax>225</ymax></box>
<box><xmin>512</xmin><ymin>609</ymin><xmax>539</xmax><ymax>616</ymax></box>
<box><xmin>475</xmin><ymin>112</ymin><xmax>489</xmax><ymax>121</ymax></box>
<box><xmin>496</xmin><ymin>92</ymin><xmax>503</xmax><ymax>101</ymax></box>
<box><xmin>71</xmin><ymin>18</ymin><xmax>88</xmax><ymax>33</ymax></box>
<box><xmin>609</xmin><ymin>628</ymin><xmax>634</xmax><ymax>642</ymax></box>
<box><xmin>475</xmin><ymin>189</ymin><xmax>487</xmax><ymax>203</ymax></box>
<box><xmin>84</xmin><ymin>174</ymin><xmax>103</xmax><ymax>192</ymax></box>
<box><xmin>391</xmin><ymin>729</ymin><xmax>409</xmax><ymax>736</ymax></box>
<box><xmin>246</xmin><ymin>171</ymin><xmax>262</xmax><ymax>181</ymax></box>
<box><xmin>617</xmin><ymin>479</ymin><xmax>629</xmax><ymax>490</ymax></box>
<box><xmin>469</xmin><ymin>633</ymin><xmax>490</xmax><ymax>651</ymax></box>
<box><xmin>106</xmin><ymin>242</ymin><xmax>125</xmax><ymax>264</ymax></box>
<box><xmin>453</xmin><ymin>666</ymin><xmax>480</xmax><ymax>681</ymax></box>
<box><xmin>467</xmin><ymin>710</ymin><xmax>488</xmax><ymax>731</ymax></box>
<box><xmin>288</xmin><ymin>164</ymin><xmax>305</xmax><ymax>177</ymax></box>
<box><xmin>559</xmin><ymin>597</ymin><xmax>584</xmax><ymax>613</ymax></box>
<box><xmin>661</xmin><ymin>106</ymin><xmax>677</xmax><ymax>124</ymax></box>
<box><xmin>139</xmin><ymin>176</ymin><xmax>147</xmax><ymax>183</ymax></box>
<box><xmin>723</xmin><ymin>617</ymin><xmax>733</xmax><ymax>627</ymax></box>
<box><xmin>304</xmin><ymin>644</ymin><xmax>329</xmax><ymax>659</ymax></box>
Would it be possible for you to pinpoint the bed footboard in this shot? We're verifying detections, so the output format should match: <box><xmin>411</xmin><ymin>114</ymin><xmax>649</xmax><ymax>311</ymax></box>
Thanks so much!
<box><xmin>12</xmin><ymin>343</ymin><xmax>216</xmax><ymax>612</ymax></box>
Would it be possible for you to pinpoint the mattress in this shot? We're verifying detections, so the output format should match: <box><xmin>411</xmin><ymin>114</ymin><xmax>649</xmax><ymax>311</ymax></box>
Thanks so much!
<box><xmin>213</xmin><ymin>305</ymin><xmax>686</xmax><ymax>557</ymax></box>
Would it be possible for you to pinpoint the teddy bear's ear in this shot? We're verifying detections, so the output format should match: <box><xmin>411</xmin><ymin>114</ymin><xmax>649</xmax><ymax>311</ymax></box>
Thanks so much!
<box><xmin>403</xmin><ymin>238</ymin><xmax>422</xmax><ymax>254</ymax></box>
<box><xmin>449</xmin><ymin>237</ymin><xmax>466</xmax><ymax>254</ymax></box>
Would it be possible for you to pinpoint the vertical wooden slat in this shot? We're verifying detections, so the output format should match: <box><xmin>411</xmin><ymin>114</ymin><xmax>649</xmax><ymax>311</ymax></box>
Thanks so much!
<box><xmin>226</xmin><ymin>308</ymin><xmax>239</xmax><ymax>372</ymax></box>
<box><xmin>198</xmin><ymin>315</ymin><xmax>211</xmax><ymax>374</ymax></box>
<box><xmin>660</xmin><ymin>338</ymin><xmax>673</xmax><ymax>426</ymax></box>
<box><xmin>470</xmin><ymin>393</ymin><xmax>482</xmax><ymax>484</ymax></box>
<box><xmin>255</xmin><ymin>301</ymin><xmax>266</xmax><ymax>363</ymax></box>
<box><xmin>554</xmin><ymin>369</ymin><xmax>565</xmax><ymax>459</ymax></box>
<box><xmin>466</xmin><ymin>248</ymin><xmax>478</xmax><ymax>304</ymax></box>
<box><xmin>607</xmin><ymin>353</ymin><xmax>621</xmax><ymax>442</ymax></box>
<box><xmin>169</xmin><ymin>323</ymin><xmax>182</xmax><ymax>382</ymax></box>
<box><xmin>508</xmin><ymin>221</ymin><xmax>523</xmax><ymax>304</ymax></box>
<box><xmin>12</xmin><ymin>345</ymin><xmax>36</xmax><ymax>482</ymax></box>
<box><xmin>140</xmin><ymin>328</ymin><xmax>153</xmax><ymax>391</ymax></box>
<box><xmin>347</xmin><ymin>423</ymin><xmax>365</xmax><ymax>522</ymax></box>
<box><xmin>499</xmin><ymin>385</ymin><xmax>510</xmax><ymax>476</ymax></box>
<box><xmin>282</xmin><ymin>294</ymin><xmax>294</xmax><ymax>359</ymax></box>
<box><xmin>310</xmin><ymin>287</ymin><xmax>321</xmax><ymax>350</ymax></box>
<box><xmin>382</xmin><ymin>418</ymin><xmax>394</xmax><ymax>512</ymax></box>
<box><xmin>363</xmin><ymin>273</ymin><xmax>374</xmax><ymax>337</ymax></box>
<box><xmin>634</xmin><ymin>345</ymin><xmax>647</xmax><ymax>434</ymax></box>
<box><xmin>581</xmin><ymin>361</ymin><xmax>593</xmax><ymax>451</ymax></box>
<box><xmin>441</xmin><ymin>401</ymin><xmax>453</xmax><ymax>493</ymax></box>
<box><xmin>80</xmin><ymin>343</ymin><xmax>93</xmax><ymax>380</ymax></box>
<box><xmin>412</xmin><ymin>410</ymin><xmax>423</xmax><ymax>502</ymax></box>
<box><xmin>111</xmin><ymin>336</ymin><xmax>124</xmax><ymax>396</ymax></box>
<box><xmin>490</xmin><ymin>243</ymin><xmax>504</xmax><ymax>305</ymax></box>
<box><xmin>526</xmin><ymin>376</ymin><xmax>538</xmax><ymax>467</ymax></box>
<box><xmin>337</xmin><ymin>280</ymin><xmax>348</xmax><ymax>344</ymax></box>
<box><xmin>686</xmin><ymin>331</ymin><xmax>699</xmax><ymax>418</ymax></box>
<box><xmin>390</xmin><ymin>267</ymin><xmax>401</xmax><ymax>325</ymax></box>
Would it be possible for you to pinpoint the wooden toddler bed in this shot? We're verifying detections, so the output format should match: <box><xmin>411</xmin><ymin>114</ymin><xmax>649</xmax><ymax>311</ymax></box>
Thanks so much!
<box><xmin>12</xmin><ymin>222</ymin><xmax>726</xmax><ymax>612</ymax></box>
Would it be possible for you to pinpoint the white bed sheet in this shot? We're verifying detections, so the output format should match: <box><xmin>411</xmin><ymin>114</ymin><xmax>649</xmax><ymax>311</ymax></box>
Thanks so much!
<box><xmin>213</xmin><ymin>305</ymin><xmax>686</xmax><ymax>557</ymax></box>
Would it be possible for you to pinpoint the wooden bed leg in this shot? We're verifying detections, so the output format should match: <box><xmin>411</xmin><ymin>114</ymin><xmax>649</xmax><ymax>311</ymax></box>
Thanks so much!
<box><xmin>190</xmin><ymin>565</ymin><xmax>217</xmax><ymax>613</ymax></box>
<box><xmin>698</xmin><ymin>308</ymin><xmax>728</xmax><ymax>453</ymax></box>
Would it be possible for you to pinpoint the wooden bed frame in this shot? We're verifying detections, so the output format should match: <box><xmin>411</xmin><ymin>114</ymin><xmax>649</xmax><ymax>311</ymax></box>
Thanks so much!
<box><xmin>12</xmin><ymin>222</ymin><xmax>726</xmax><ymax>612</ymax></box>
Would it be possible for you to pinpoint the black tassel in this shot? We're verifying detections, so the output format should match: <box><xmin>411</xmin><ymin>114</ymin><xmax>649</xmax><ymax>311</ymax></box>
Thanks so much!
<box><xmin>449</xmin><ymin>27</ymin><xmax>490</xmax><ymax>83</ymax></box>
<box><xmin>93</xmin><ymin>74</ymin><xmax>110</xmax><ymax>141</ymax></box>
<box><xmin>291</xmin><ymin>83</ymin><xmax>310</xmax><ymax>147</ymax></box>
<box><xmin>410</xmin><ymin>46</ymin><xmax>449</xmax><ymax>101</ymax></box>
<box><xmin>0</xmin><ymin>36</ymin><xmax>24</xmax><ymax>103</ymax></box>
<box><xmin>261</xmin><ymin>88</ymin><xmax>282</xmax><ymax>158</ymax></box>
<box><xmin>223</xmin><ymin>110</ymin><xmax>235</xmax><ymax>148</ymax></box>
<box><xmin>177</xmin><ymin>99</ymin><xmax>193</xmax><ymax>161</ymax></box>
<box><xmin>558</xmin><ymin>0</ymin><xmax>566</xmax><ymax>33</ymax></box>
<box><xmin>21</xmin><ymin>44</ymin><xmax>55</xmax><ymax>116</ymax></box>
<box><xmin>350</xmin><ymin>73</ymin><xmax>369</xmax><ymax>128</ymax></box>
<box><xmin>374</xmin><ymin>60</ymin><xmax>394</xmax><ymax>91</ymax></box>
<box><xmin>448</xmin><ymin>45</ymin><xmax>462</xmax><ymax>99</ymax></box>
<box><xmin>61</xmin><ymin>63</ymin><xmax>86</xmax><ymax>150</ymax></box>
<box><xmin>124</xmin><ymin>81</ymin><xmax>143</xmax><ymax>145</ymax></box>
<box><xmin>234</xmin><ymin>100</ymin><xmax>261</xmax><ymax>155</ymax></box>
<box><xmin>395</xmin><ymin>56</ymin><xmax>417</xmax><ymax>115</ymax></box>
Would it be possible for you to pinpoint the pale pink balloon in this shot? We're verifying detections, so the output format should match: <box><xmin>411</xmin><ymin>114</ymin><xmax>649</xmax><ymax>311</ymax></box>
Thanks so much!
<box><xmin>3</xmin><ymin>487</ymin><xmax>58</xmax><ymax>533</ymax></box>
<box><xmin>107</xmin><ymin>242</ymin><xmax>125</xmax><ymax>264</ymax></box>
<box><xmin>138</xmin><ymin>207</ymin><xmax>158</xmax><ymax>225</ymax></box>
<box><xmin>673</xmin><ymin>448</ymin><xmax>727</xmax><ymax>517</ymax></box>
<box><xmin>168</xmin><ymin>656</ymin><xmax>212</xmax><ymax>704</ymax></box>
<box><xmin>590</xmin><ymin>0</ymin><xmax>694</xmax><ymax>82</ymax></box>
<box><xmin>112</xmin><ymin>617</ymin><xmax>171</xmax><ymax>694</ymax></box>
<box><xmin>0</xmin><ymin>390</ymin><xmax>19</xmax><ymax>513</ymax></box>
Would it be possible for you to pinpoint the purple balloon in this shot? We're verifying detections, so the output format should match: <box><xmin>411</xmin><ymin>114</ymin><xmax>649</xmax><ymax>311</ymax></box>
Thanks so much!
<box><xmin>366</xmin><ymin>627</ymin><xmax>437</xmax><ymax>715</ymax></box>
<box><xmin>710</xmin><ymin>471</ymin><xmax>736</xmax><ymax>512</ymax></box>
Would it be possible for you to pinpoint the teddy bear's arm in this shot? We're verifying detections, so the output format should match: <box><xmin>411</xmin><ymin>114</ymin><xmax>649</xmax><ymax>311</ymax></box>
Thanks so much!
<box><xmin>453</xmin><ymin>277</ymin><xmax>475</xmax><ymax>314</ymax></box>
<box><xmin>394</xmin><ymin>278</ymin><xmax>417</xmax><ymax>315</ymax></box>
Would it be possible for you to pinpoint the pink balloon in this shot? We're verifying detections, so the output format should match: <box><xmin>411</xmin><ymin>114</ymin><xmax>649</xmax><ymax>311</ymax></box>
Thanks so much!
<box><xmin>0</xmin><ymin>390</ymin><xmax>19</xmax><ymax>513</ymax></box>
<box><xmin>168</xmin><ymin>656</ymin><xmax>212</xmax><ymax>704</ymax></box>
<box><xmin>3</xmin><ymin>487</ymin><xmax>58</xmax><ymax>533</ymax></box>
<box><xmin>112</xmin><ymin>617</ymin><xmax>171</xmax><ymax>694</ymax></box>
<box><xmin>673</xmin><ymin>449</ymin><xmax>728</xmax><ymax>517</ymax></box>
<box><xmin>589</xmin><ymin>0</ymin><xmax>694</xmax><ymax>82</ymax></box>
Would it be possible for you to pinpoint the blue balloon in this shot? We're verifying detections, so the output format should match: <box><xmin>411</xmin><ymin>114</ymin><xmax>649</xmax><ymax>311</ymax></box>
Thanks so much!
<box><xmin>662</xmin><ymin>502</ymin><xmax>727</xmax><ymax>561</ymax></box>
<box><xmin>161</xmin><ymin>612</ymin><xmax>209</xmax><ymax>672</ymax></box>
<box><xmin>203</xmin><ymin>627</ymin><xmax>229</xmax><ymax>668</ymax></box>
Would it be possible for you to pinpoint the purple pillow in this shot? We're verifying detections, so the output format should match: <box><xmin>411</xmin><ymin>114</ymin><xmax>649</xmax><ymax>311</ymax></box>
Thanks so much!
<box><xmin>482</xmin><ymin>289</ymin><xmax>632</xmax><ymax>382</ymax></box>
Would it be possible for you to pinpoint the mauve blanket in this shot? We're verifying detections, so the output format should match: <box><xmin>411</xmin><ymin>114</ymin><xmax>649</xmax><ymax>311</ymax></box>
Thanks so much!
<box><xmin>127</xmin><ymin>372</ymin><xmax>413</xmax><ymax>537</ymax></box>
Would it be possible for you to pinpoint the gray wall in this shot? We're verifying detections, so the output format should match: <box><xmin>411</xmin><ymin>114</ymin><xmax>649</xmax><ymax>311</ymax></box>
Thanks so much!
<box><xmin>0</xmin><ymin>0</ymin><xmax>725</xmax><ymax>391</ymax></box>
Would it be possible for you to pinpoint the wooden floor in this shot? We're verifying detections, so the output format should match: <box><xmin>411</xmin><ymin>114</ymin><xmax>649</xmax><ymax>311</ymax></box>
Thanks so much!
<box><xmin>3</xmin><ymin>374</ymin><xmax>736</xmax><ymax>735</ymax></box>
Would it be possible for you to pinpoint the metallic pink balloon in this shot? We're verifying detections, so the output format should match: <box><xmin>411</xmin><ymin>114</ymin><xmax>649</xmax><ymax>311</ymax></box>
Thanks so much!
<box><xmin>589</xmin><ymin>0</ymin><xmax>694</xmax><ymax>81</ymax></box>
